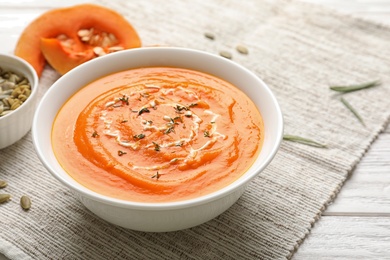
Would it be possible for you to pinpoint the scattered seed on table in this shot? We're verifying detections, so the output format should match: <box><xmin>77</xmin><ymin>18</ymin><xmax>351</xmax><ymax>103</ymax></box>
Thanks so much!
<box><xmin>219</xmin><ymin>51</ymin><xmax>232</xmax><ymax>59</ymax></box>
<box><xmin>236</xmin><ymin>44</ymin><xmax>249</xmax><ymax>54</ymax></box>
<box><xmin>0</xmin><ymin>194</ymin><xmax>11</xmax><ymax>204</ymax></box>
<box><xmin>0</xmin><ymin>180</ymin><xmax>7</xmax><ymax>188</ymax></box>
<box><xmin>204</xmin><ymin>32</ymin><xmax>215</xmax><ymax>40</ymax></box>
<box><xmin>20</xmin><ymin>195</ymin><xmax>31</xmax><ymax>210</ymax></box>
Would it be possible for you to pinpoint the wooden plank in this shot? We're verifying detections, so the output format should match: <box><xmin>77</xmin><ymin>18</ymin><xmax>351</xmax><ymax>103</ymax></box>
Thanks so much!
<box><xmin>293</xmin><ymin>216</ymin><xmax>390</xmax><ymax>259</ymax></box>
<box><xmin>325</xmin><ymin>124</ymin><xmax>390</xmax><ymax>215</ymax></box>
<box><xmin>302</xmin><ymin>0</ymin><xmax>390</xmax><ymax>12</ymax></box>
<box><xmin>0</xmin><ymin>0</ymin><xmax>90</xmax><ymax>8</ymax></box>
<box><xmin>302</xmin><ymin>0</ymin><xmax>390</xmax><ymax>24</ymax></box>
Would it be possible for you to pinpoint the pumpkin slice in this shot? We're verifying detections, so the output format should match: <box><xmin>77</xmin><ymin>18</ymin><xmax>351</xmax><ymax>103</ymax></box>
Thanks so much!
<box><xmin>15</xmin><ymin>4</ymin><xmax>141</xmax><ymax>77</ymax></box>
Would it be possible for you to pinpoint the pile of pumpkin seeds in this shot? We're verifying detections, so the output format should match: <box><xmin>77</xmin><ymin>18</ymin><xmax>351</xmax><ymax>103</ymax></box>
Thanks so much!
<box><xmin>0</xmin><ymin>67</ymin><xmax>31</xmax><ymax>117</ymax></box>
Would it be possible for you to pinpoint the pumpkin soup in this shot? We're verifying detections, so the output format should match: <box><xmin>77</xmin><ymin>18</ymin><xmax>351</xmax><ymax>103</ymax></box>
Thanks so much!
<box><xmin>52</xmin><ymin>67</ymin><xmax>264</xmax><ymax>202</ymax></box>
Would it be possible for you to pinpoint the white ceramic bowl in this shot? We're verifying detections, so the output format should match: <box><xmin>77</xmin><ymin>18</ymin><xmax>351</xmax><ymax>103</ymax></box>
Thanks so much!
<box><xmin>32</xmin><ymin>47</ymin><xmax>283</xmax><ymax>232</ymax></box>
<box><xmin>0</xmin><ymin>53</ymin><xmax>39</xmax><ymax>149</ymax></box>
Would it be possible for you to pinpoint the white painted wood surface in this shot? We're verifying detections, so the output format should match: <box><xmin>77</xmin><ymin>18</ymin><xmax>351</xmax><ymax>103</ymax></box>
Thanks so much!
<box><xmin>294</xmin><ymin>216</ymin><xmax>390</xmax><ymax>259</ymax></box>
<box><xmin>324</xmin><ymin>126</ymin><xmax>390</xmax><ymax>215</ymax></box>
<box><xmin>0</xmin><ymin>0</ymin><xmax>389</xmax><ymax>259</ymax></box>
<box><xmin>294</xmin><ymin>123</ymin><xmax>390</xmax><ymax>259</ymax></box>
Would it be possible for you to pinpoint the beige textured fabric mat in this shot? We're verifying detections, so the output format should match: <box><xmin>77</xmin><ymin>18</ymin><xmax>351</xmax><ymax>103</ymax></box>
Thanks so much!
<box><xmin>1</xmin><ymin>0</ymin><xmax>390</xmax><ymax>259</ymax></box>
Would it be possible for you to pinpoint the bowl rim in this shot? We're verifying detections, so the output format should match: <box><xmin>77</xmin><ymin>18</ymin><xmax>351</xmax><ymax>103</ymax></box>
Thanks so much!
<box><xmin>32</xmin><ymin>47</ymin><xmax>283</xmax><ymax>210</ymax></box>
<box><xmin>0</xmin><ymin>53</ymin><xmax>39</xmax><ymax>120</ymax></box>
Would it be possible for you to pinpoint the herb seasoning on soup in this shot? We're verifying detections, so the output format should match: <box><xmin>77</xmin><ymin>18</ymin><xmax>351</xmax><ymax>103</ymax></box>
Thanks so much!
<box><xmin>52</xmin><ymin>67</ymin><xmax>264</xmax><ymax>202</ymax></box>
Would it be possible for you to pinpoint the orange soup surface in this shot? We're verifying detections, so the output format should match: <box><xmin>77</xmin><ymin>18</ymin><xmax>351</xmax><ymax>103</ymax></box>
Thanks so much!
<box><xmin>52</xmin><ymin>67</ymin><xmax>264</xmax><ymax>202</ymax></box>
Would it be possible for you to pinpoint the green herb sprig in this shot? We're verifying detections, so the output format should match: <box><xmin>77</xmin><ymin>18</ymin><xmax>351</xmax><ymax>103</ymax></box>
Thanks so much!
<box><xmin>152</xmin><ymin>142</ymin><xmax>161</xmax><ymax>151</ymax></box>
<box><xmin>330</xmin><ymin>80</ymin><xmax>380</xmax><ymax>126</ymax></box>
<box><xmin>138</xmin><ymin>107</ymin><xmax>150</xmax><ymax>116</ymax></box>
<box><xmin>164</xmin><ymin>125</ymin><xmax>175</xmax><ymax>134</ymax></box>
<box><xmin>329</xmin><ymin>80</ymin><xmax>380</xmax><ymax>93</ymax></box>
<box><xmin>119</xmin><ymin>95</ymin><xmax>129</xmax><ymax>105</ymax></box>
<box><xmin>174</xmin><ymin>105</ymin><xmax>189</xmax><ymax>114</ymax></box>
<box><xmin>118</xmin><ymin>150</ymin><xmax>127</xmax><ymax>156</ymax></box>
<box><xmin>340</xmin><ymin>97</ymin><xmax>365</xmax><ymax>126</ymax></box>
<box><xmin>133</xmin><ymin>134</ymin><xmax>145</xmax><ymax>140</ymax></box>
<box><xmin>283</xmin><ymin>135</ymin><xmax>327</xmax><ymax>148</ymax></box>
<box><xmin>152</xmin><ymin>171</ymin><xmax>160</xmax><ymax>180</ymax></box>
<box><xmin>91</xmin><ymin>131</ymin><xmax>99</xmax><ymax>138</ymax></box>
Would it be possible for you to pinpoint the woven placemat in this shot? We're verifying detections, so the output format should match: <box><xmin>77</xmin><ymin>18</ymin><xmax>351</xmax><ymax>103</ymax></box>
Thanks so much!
<box><xmin>1</xmin><ymin>0</ymin><xmax>390</xmax><ymax>259</ymax></box>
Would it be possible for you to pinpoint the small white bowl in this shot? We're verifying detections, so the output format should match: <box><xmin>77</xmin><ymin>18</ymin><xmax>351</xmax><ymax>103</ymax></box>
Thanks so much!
<box><xmin>0</xmin><ymin>53</ymin><xmax>39</xmax><ymax>149</ymax></box>
<box><xmin>32</xmin><ymin>47</ymin><xmax>283</xmax><ymax>232</ymax></box>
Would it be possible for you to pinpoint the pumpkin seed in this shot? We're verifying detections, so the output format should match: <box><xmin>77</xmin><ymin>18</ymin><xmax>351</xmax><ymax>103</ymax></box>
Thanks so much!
<box><xmin>93</xmin><ymin>47</ymin><xmax>107</xmax><ymax>57</ymax></box>
<box><xmin>0</xmin><ymin>194</ymin><xmax>11</xmax><ymax>204</ymax></box>
<box><xmin>0</xmin><ymin>110</ymin><xmax>12</xmax><ymax>117</ymax></box>
<box><xmin>57</xmin><ymin>34</ymin><xmax>68</xmax><ymax>41</ymax></box>
<box><xmin>77</xmin><ymin>29</ymin><xmax>91</xmax><ymax>38</ymax></box>
<box><xmin>101</xmin><ymin>32</ymin><xmax>111</xmax><ymax>47</ymax></box>
<box><xmin>1</xmin><ymin>72</ymin><xmax>10</xmax><ymax>79</ymax></box>
<box><xmin>204</xmin><ymin>32</ymin><xmax>215</xmax><ymax>40</ymax></box>
<box><xmin>108</xmin><ymin>46</ymin><xmax>124</xmax><ymax>52</ymax></box>
<box><xmin>108</xmin><ymin>33</ymin><xmax>118</xmax><ymax>45</ymax></box>
<box><xmin>20</xmin><ymin>195</ymin><xmax>31</xmax><ymax>210</ymax></box>
<box><xmin>219</xmin><ymin>51</ymin><xmax>232</xmax><ymax>59</ymax></box>
<box><xmin>0</xmin><ymin>180</ymin><xmax>7</xmax><ymax>188</ymax></box>
<box><xmin>12</xmin><ymin>87</ymin><xmax>23</xmax><ymax>98</ymax></box>
<box><xmin>8</xmin><ymin>73</ymin><xmax>19</xmax><ymax>83</ymax></box>
<box><xmin>0</xmin><ymin>81</ymin><xmax>15</xmax><ymax>90</ymax></box>
<box><xmin>18</xmin><ymin>84</ymin><xmax>30</xmax><ymax>91</ymax></box>
<box><xmin>90</xmin><ymin>34</ymin><xmax>100</xmax><ymax>45</ymax></box>
<box><xmin>236</xmin><ymin>44</ymin><xmax>249</xmax><ymax>54</ymax></box>
<box><xmin>18</xmin><ymin>78</ymin><xmax>28</xmax><ymax>85</ymax></box>
<box><xmin>81</xmin><ymin>36</ymin><xmax>90</xmax><ymax>42</ymax></box>
<box><xmin>22</xmin><ymin>88</ymin><xmax>31</xmax><ymax>97</ymax></box>
<box><xmin>18</xmin><ymin>94</ymin><xmax>27</xmax><ymax>102</ymax></box>
<box><xmin>10</xmin><ymin>100</ymin><xmax>22</xmax><ymax>110</ymax></box>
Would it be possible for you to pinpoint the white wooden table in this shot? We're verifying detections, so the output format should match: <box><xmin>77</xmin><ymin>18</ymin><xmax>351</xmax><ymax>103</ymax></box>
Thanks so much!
<box><xmin>0</xmin><ymin>1</ymin><xmax>389</xmax><ymax>259</ymax></box>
